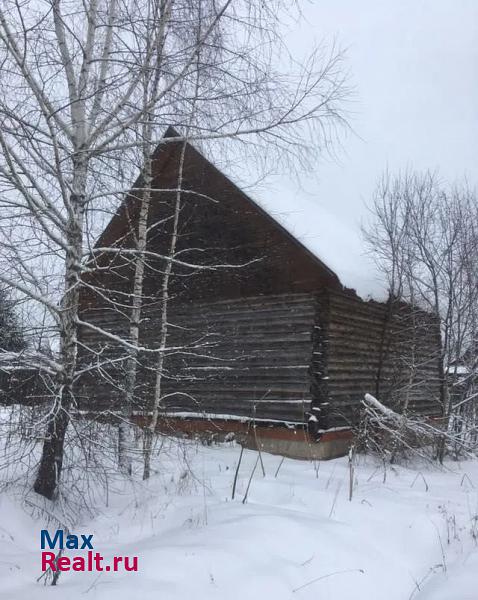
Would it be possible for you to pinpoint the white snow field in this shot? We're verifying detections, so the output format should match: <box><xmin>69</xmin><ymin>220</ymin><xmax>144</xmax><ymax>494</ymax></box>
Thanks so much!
<box><xmin>1</xmin><ymin>440</ymin><xmax>477</xmax><ymax>600</ymax></box>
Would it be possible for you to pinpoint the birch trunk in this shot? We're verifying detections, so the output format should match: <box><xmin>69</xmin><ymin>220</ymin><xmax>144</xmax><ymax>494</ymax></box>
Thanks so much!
<box><xmin>118</xmin><ymin>159</ymin><xmax>153</xmax><ymax>475</ymax></box>
<box><xmin>33</xmin><ymin>158</ymin><xmax>87</xmax><ymax>499</ymax></box>
<box><xmin>142</xmin><ymin>144</ymin><xmax>185</xmax><ymax>480</ymax></box>
<box><xmin>117</xmin><ymin>0</ymin><xmax>169</xmax><ymax>475</ymax></box>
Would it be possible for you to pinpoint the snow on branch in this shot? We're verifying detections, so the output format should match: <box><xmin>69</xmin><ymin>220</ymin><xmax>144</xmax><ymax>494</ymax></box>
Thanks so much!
<box><xmin>84</xmin><ymin>247</ymin><xmax>261</xmax><ymax>271</ymax></box>
<box><xmin>361</xmin><ymin>393</ymin><xmax>478</xmax><ymax>460</ymax></box>
<box><xmin>0</xmin><ymin>350</ymin><xmax>61</xmax><ymax>375</ymax></box>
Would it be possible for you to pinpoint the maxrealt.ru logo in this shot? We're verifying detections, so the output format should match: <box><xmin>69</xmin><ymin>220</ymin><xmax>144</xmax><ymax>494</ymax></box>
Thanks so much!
<box><xmin>41</xmin><ymin>530</ymin><xmax>138</xmax><ymax>573</ymax></box>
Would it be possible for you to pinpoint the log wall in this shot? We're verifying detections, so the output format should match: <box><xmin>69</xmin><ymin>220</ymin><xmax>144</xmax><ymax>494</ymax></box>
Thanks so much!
<box><xmin>78</xmin><ymin>292</ymin><xmax>318</xmax><ymax>423</ymax></box>
<box><xmin>78</xmin><ymin>288</ymin><xmax>442</xmax><ymax>430</ymax></box>
<box><xmin>312</xmin><ymin>291</ymin><xmax>442</xmax><ymax>429</ymax></box>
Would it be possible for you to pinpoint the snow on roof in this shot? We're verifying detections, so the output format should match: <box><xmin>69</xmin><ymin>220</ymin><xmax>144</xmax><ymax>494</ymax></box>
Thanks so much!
<box><xmin>247</xmin><ymin>174</ymin><xmax>387</xmax><ymax>301</ymax></box>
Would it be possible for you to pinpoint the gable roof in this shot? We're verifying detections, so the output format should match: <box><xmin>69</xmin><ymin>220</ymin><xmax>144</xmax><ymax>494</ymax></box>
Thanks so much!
<box><xmin>96</xmin><ymin>127</ymin><xmax>384</xmax><ymax>299</ymax></box>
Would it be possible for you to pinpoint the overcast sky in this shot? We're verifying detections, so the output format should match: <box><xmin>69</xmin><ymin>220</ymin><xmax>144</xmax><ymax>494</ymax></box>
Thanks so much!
<box><xmin>254</xmin><ymin>1</ymin><xmax>478</xmax><ymax>298</ymax></box>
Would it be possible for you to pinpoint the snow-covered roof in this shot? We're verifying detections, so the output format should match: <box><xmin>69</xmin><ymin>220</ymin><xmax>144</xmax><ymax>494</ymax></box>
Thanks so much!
<box><xmin>183</xmin><ymin>134</ymin><xmax>386</xmax><ymax>301</ymax></box>
<box><xmin>253</xmin><ymin>178</ymin><xmax>386</xmax><ymax>301</ymax></box>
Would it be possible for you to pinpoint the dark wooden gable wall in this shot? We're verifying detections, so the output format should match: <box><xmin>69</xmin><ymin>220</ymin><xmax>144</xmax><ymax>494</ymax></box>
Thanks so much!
<box><xmin>82</xmin><ymin>135</ymin><xmax>342</xmax><ymax>311</ymax></box>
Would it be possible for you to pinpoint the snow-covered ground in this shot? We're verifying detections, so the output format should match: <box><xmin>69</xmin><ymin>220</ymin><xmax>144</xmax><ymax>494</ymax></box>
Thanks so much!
<box><xmin>1</xmin><ymin>440</ymin><xmax>478</xmax><ymax>600</ymax></box>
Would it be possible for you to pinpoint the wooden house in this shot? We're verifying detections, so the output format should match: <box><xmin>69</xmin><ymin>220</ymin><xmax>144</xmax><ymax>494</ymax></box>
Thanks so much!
<box><xmin>77</xmin><ymin>129</ymin><xmax>442</xmax><ymax>459</ymax></box>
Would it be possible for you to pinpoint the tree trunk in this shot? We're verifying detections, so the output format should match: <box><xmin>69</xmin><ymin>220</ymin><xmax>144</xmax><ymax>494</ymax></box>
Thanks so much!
<box><xmin>33</xmin><ymin>389</ymin><xmax>71</xmax><ymax>499</ymax></box>
<box><xmin>118</xmin><ymin>160</ymin><xmax>152</xmax><ymax>475</ymax></box>
<box><xmin>143</xmin><ymin>146</ymin><xmax>184</xmax><ymax>480</ymax></box>
<box><xmin>33</xmin><ymin>160</ymin><xmax>86</xmax><ymax>499</ymax></box>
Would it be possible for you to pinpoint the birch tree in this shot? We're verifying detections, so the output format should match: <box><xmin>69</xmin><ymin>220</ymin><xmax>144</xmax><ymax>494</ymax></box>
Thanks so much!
<box><xmin>0</xmin><ymin>0</ymin><xmax>349</xmax><ymax>499</ymax></box>
<box><xmin>116</xmin><ymin>0</ymin><xmax>170</xmax><ymax>476</ymax></box>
